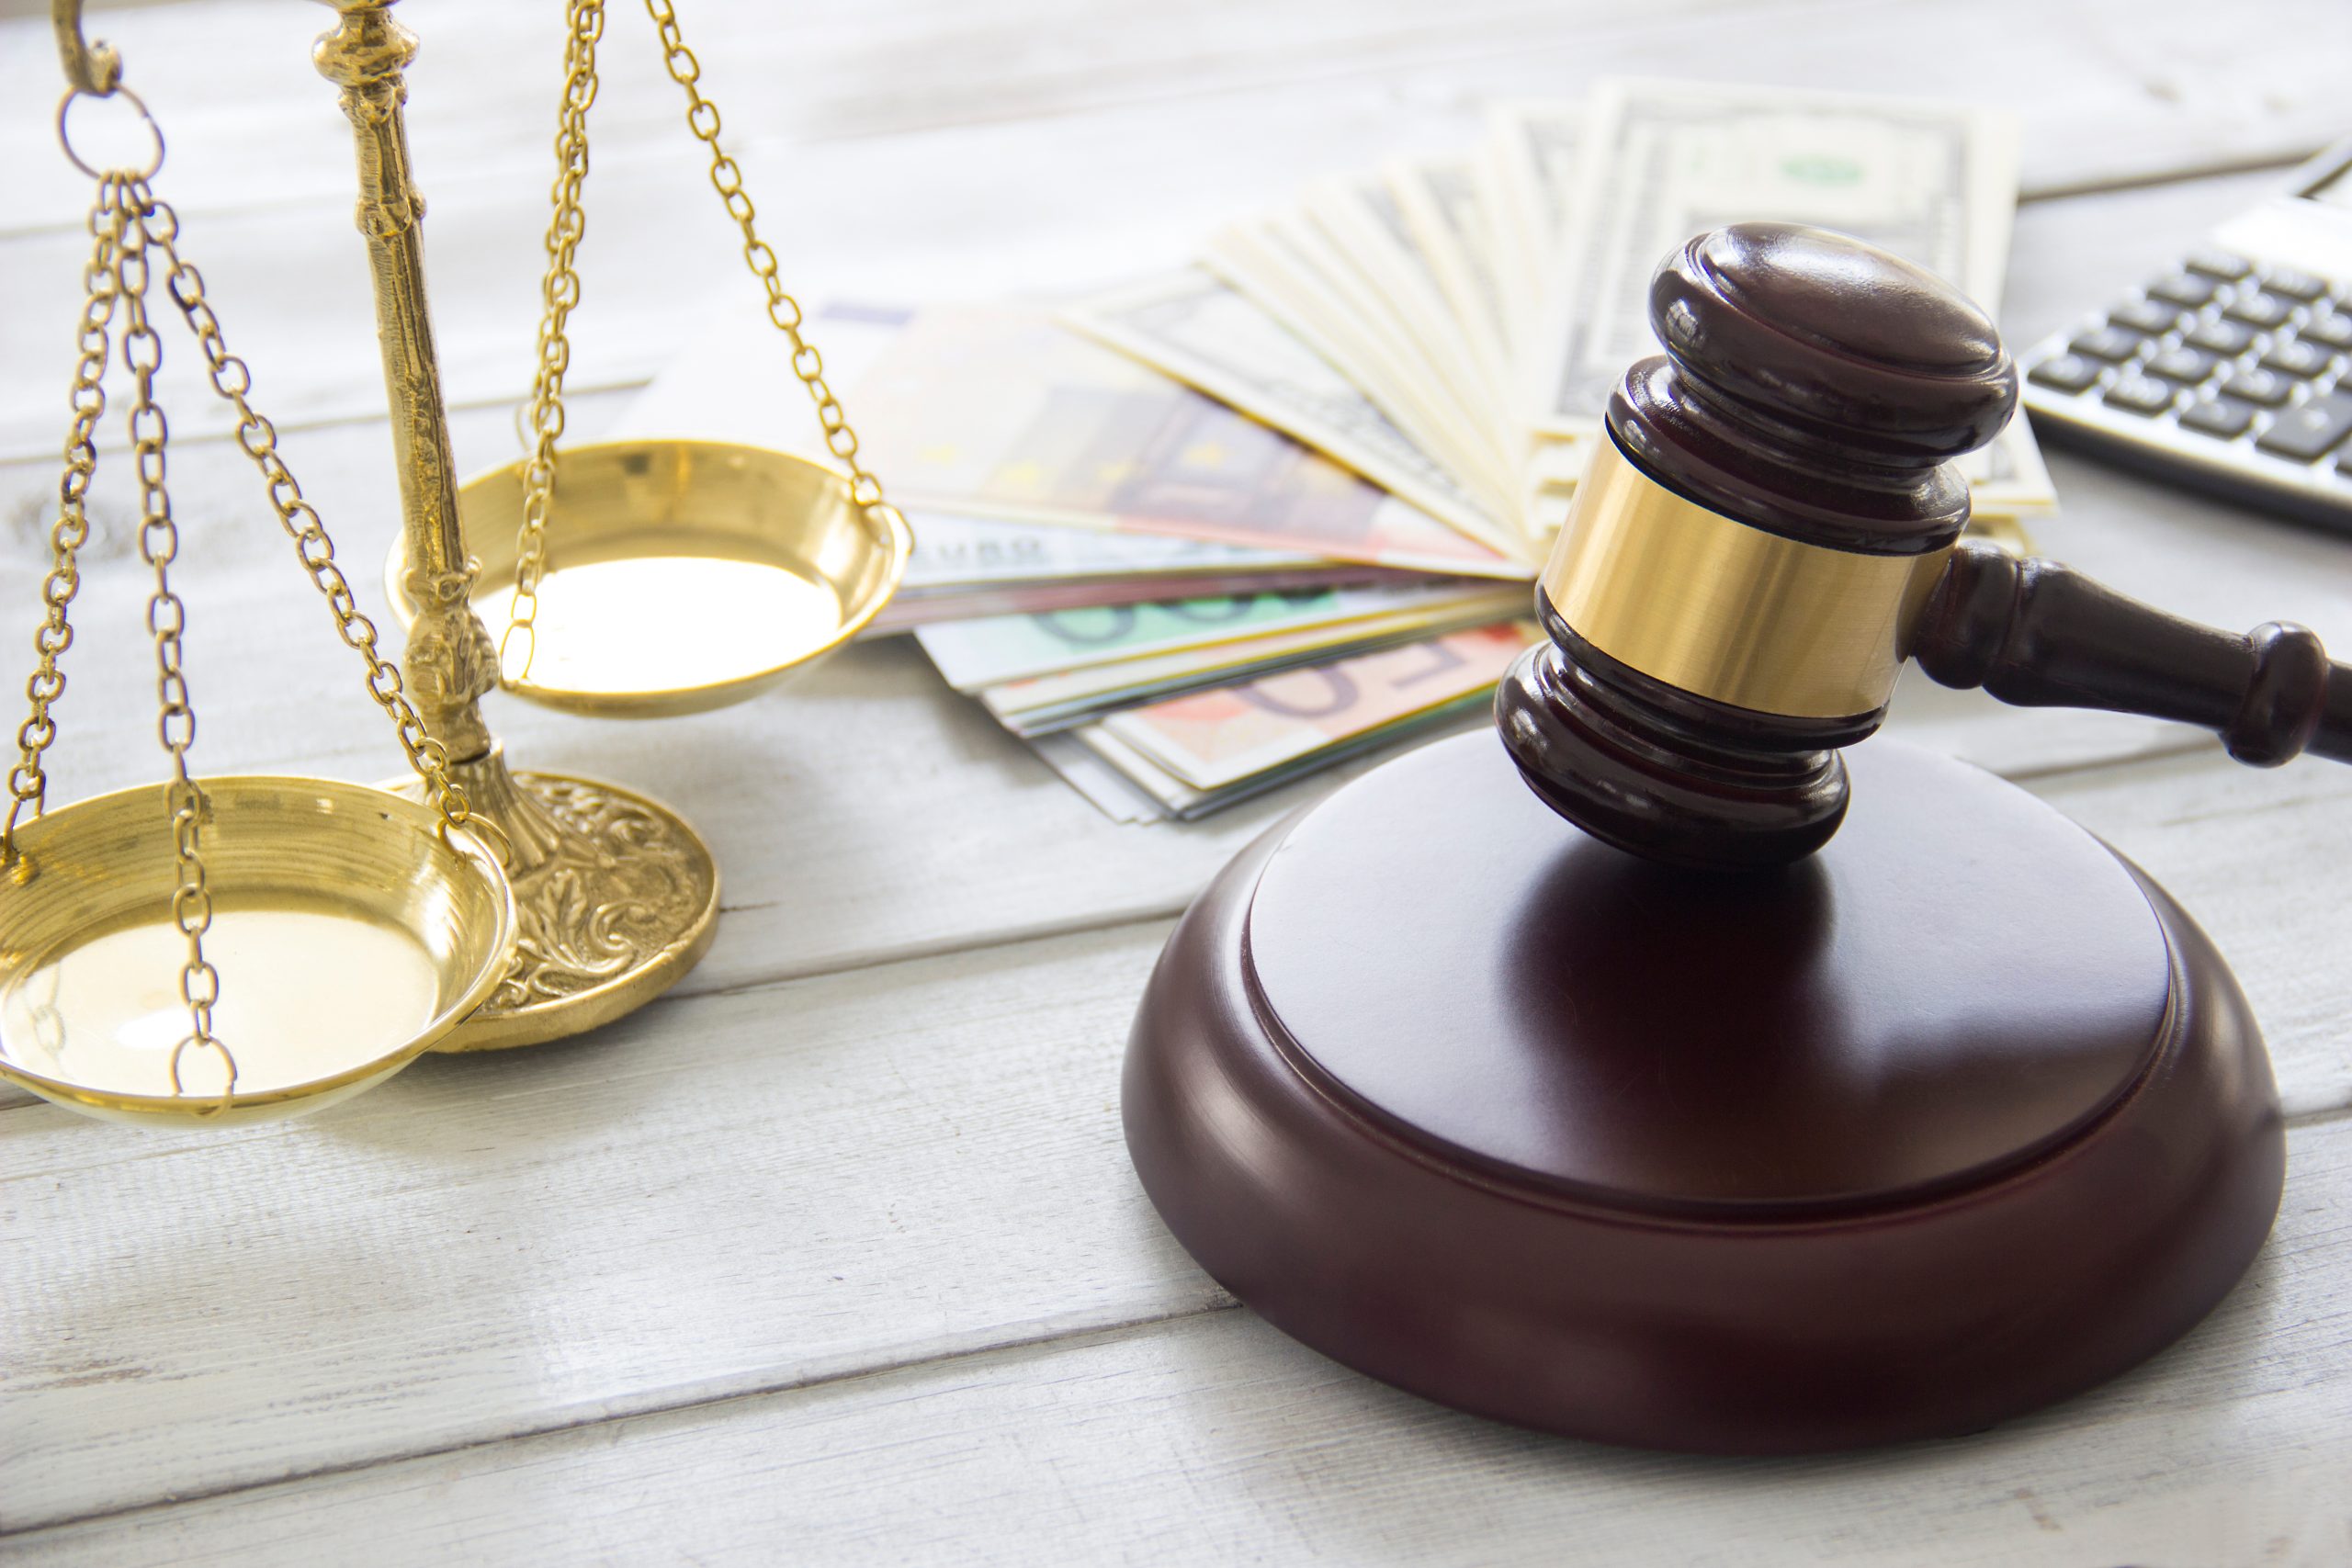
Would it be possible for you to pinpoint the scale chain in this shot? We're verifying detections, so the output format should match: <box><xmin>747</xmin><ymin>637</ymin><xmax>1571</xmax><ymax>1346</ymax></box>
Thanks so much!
<box><xmin>115</xmin><ymin>187</ymin><xmax>233</xmax><ymax>1100</ymax></box>
<box><xmin>645</xmin><ymin>0</ymin><xmax>905</xmax><ymax>525</ymax></box>
<box><xmin>503</xmin><ymin>0</ymin><xmax>605</xmax><ymax>682</ymax></box>
<box><xmin>3</xmin><ymin>173</ymin><xmax>124</xmax><ymax>859</ymax></box>
<box><xmin>131</xmin><ymin>180</ymin><xmax>487</xmax><ymax>852</ymax></box>
<box><xmin>8</xmin><ymin>104</ymin><xmax>516</xmax><ymax>1103</ymax></box>
<box><xmin>503</xmin><ymin>0</ymin><xmax>910</xmax><ymax>682</ymax></box>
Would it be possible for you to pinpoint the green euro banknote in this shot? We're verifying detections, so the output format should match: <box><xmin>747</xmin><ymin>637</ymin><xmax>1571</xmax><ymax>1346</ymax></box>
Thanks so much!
<box><xmin>979</xmin><ymin>589</ymin><xmax>1525</xmax><ymax>734</ymax></box>
<box><xmin>915</xmin><ymin>579</ymin><xmax>1498</xmax><ymax>691</ymax></box>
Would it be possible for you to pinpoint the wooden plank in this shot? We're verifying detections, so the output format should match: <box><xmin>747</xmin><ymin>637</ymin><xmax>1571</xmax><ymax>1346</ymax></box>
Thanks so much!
<box><xmin>7</xmin><ymin>11</ymin><xmax>2352</xmax><ymax>1553</ymax></box>
<box><xmin>5</xmin><ymin>0</ymin><xmax>2339</xmax><ymax>230</ymax></box>
<box><xmin>2033</xmin><ymin>753</ymin><xmax>2352</xmax><ymax>1122</ymax></box>
<box><xmin>10</xmin><ymin>1113</ymin><xmax>2347</xmax><ymax>1565</ymax></box>
<box><xmin>4</xmin><ymin>0</ymin><xmax>2346</xmax><ymax>455</ymax></box>
<box><xmin>4</xmin><ymin>728</ymin><xmax>2351</xmax><ymax>1529</ymax></box>
<box><xmin>0</xmin><ymin>919</ymin><xmax>1209</xmax><ymax>1531</ymax></box>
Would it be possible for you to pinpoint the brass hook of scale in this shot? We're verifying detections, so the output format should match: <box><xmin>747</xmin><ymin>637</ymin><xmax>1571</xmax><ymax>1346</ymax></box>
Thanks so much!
<box><xmin>0</xmin><ymin>0</ymin><xmax>910</xmax><ymax>1125</ymax></box>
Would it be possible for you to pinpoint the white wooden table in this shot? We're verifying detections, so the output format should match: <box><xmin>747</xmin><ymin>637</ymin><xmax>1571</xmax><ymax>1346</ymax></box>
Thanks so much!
<box><xmin>3</xmin><ymin>2</ymin><xmax>2351</xmax><ymax>1562</ymax></box>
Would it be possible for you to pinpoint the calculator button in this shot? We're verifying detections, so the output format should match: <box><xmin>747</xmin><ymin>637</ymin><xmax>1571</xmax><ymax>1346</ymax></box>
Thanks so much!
<box><xmin>2254</xmin><ymin>393</ymin><xmax>2352</xmax><ymax>461</ymax></box>
<box><xmin>2109</xmin><ymin>298</ymin><xmax>2183</xmax><ymax>335</ymax></box>
<box><xmin>2220</xmin><ymin>368</ymin><xmax>2295</xmax><ymax>406</ymax></box>
<box><xmin>2068</xmin><ymin>326</ymin><xmax>2146</xmax><ymax>363</ymax></box>
<box><xmin>2260</xmin><ymin>339</ymin><xmax>2335</xmax><ymax>378</ymax></box>
<box><xmin>2027</xmin><ymin>354</ymin><xmax>2103</xmax><ymax>394</ymax></box>
<box><xmin>2179</xmin><ymin>399</ymin><xmax>2256</xmax><ymax>439</ymax></box>
<box><xmin>2145</xmin><ymin>347</ymin><xmax>2218</xmax><ymax>383</ymax></box>
<box><xmin>2259</xmin><ymin>267</ymin><xmax>2329</xmax><ymax>302</ymax></box>
<box><xmin>2102</xmin><ymin>376</ymin><xmax>2177</xmax><ymax>415</ymax></box>
<box><xmin>2186</xmin><ymin>248</ymin><xmax>2254</xmax><ymax>281</ymax></box>
<box><xmin>2223</xmin><ymin>292</ymin><xmax>2294</xmax><ymax>328</ymax></box>
<box><xmin>2301</xmin><ymin>314</ymin><xmax>2352</xmax><ymax>352</ymax></box>
<box><xmin>2148</xmin><ymin>273</ymin><xmax>2220</xmax><ymax>308</ymax></box>
<box><xmin>2185</xmin><ymin>319</ymin><xmax>2257</xmax><ymax>355</ymax></box>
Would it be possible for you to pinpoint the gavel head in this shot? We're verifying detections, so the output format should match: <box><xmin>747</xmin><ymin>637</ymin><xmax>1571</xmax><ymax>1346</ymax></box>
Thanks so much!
<box><xmin>1496</xmin><ymin>221</ymin><xmax>2018</xmax><ymax>871</ymax></box>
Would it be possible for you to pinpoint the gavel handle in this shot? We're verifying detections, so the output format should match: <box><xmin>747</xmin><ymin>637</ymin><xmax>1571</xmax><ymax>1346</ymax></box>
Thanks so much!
<box><xmin>1911</xmin><ymin>539</ymin><xmax>2352</xmax><ymax>766</ymax></box>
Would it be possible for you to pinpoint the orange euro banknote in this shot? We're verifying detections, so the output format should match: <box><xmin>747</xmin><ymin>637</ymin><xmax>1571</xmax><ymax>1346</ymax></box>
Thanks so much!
<box><xmin>1090</xmin><ymin>620</ymin><xmax>1539</xmax><ymax>792</ymax></box>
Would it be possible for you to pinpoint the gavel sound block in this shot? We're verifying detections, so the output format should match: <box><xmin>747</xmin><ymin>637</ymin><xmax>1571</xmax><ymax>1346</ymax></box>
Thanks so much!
<box><xmin>1123</xmin><ymin>224</ymin><xmax>2308</xmax><ymax>1454</ymax></box>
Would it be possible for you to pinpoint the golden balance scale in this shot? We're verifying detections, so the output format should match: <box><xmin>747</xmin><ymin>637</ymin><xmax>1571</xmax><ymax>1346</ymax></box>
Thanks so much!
<box><xmin>0</xmin><ymin>0</ymin><xmax>910</xmax><ymax>1124</ymax></box>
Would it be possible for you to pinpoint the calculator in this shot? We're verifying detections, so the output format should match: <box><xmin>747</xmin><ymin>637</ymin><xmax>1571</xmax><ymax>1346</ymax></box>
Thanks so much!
<box><xmin>2018</xmin><ymin>140</ymin><xmax>2352</xmax><ymax>529</ymax></box>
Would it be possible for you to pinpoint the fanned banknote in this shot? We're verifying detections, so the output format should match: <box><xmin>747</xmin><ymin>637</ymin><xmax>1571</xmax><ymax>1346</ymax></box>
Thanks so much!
<box><xmin>622</xmin><ymin>301</ymin><xmax>1519</xmax><ymax>581</ymax></box>
<box><xmin>619</xmin><ymin>79</ymin><xmax>2055</xmax><ymax>823</ymax></box>
<box><xmin>871</xmin><ymin>512</ymin><xmax>1415</xmax><ymax>634</ymax></box>
<box><xmin>1206</xmin><ymin>209</ymin><xmax>1521</xmax><ymax>522</ymax></box>
<box><xmin>1385</xmin><ymin>156</ymin><xmax>1514</xmax><ymax>405</ymax></box>
<box><xmin>1487</xmin><ymin>100</ymin><xmax>1584</xmax><ymax>381</ymax></box>
<box><xmin>1063</xmin><ymin>269</ymin><xmax>1526</xmax><ymax>558</ymax></box>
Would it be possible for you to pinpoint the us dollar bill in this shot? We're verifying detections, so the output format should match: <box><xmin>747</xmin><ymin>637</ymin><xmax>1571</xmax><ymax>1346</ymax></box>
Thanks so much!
<box><xmin>1481</xmin><ymin>101</ymin><xmax>1583</xmax><ymax>384</ymax></box>
<box><xmin>1532</xmin><ymin>79</ymin><xmax>2020</xmax><ymax>438</ymax></box>
<box><xmin>1385</xmin><ymin>155</ymin><xmax>1513</xmax><ymax>398</ymax></box>
<box><xmin>1304</xmin><ymin>174</ymin><xmax>1521</xmax><ymax>495</ymax></box>
<box><xmin>1206</xmin><ymin>211</ymin><xmax>1519</xmax><ymax>521</ymax></box>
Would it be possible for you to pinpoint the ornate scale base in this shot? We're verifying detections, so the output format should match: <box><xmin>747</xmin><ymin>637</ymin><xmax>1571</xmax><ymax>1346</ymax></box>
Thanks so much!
<box><xmin>393</xmin><ymin>744</ymin><xmax>718</xmax><ymax>1051</ymax></box>
<box><xmin>1124</xmin><ymin>732</ymin><xmax>2285</xmax><ymax>1453</ymax></box>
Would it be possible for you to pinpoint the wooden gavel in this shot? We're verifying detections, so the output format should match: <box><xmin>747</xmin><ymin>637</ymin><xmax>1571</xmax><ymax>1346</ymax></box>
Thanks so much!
<box><xmin>1497</xmin><ymin>221</ymin><xmax>2352</xmax><ymax>871</ymax></box>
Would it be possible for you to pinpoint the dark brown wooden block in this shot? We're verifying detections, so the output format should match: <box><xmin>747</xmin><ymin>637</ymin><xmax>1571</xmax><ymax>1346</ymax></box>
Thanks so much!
<box><xmin>1124</xmin><ymin>731</ymin><xmax>2283</xmax><ymax>1453</ymax></box>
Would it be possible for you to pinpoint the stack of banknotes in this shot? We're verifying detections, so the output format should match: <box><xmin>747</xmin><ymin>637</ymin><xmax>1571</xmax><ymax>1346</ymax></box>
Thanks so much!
<box><xmin>623</xmin><ymin>79</ymin><xmax>2056</xmax><ymax>820</ymax></box>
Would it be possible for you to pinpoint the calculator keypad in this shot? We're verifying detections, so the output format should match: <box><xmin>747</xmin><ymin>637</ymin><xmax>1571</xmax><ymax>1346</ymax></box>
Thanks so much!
<box><xmin>2020</xmin><ymin>247</ymin><xmax>2352</xmax><ymax>518</ymax></box>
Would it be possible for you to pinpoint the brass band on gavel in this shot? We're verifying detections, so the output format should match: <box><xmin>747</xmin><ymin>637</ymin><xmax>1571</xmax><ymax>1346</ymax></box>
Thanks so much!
<box><xmin>1538</xmin><ymin>438</ymin><xmax>1951</xmax><ymax>721</ymax></box>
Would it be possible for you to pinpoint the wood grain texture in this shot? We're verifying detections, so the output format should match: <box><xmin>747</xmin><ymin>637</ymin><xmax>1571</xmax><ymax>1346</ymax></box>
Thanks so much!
<box><xmin>5</xmin><ymin>0</ymin><xmax>2352</xmax><ymax>1556</ymax></box>
<box><xmin>11</xmin><ymin>1111</ymin><xmax>2349</xmax><ymax>1565</ymax></box>
<box><xmin>0</xmin><ymin>920</ymin><xmax>1212</xmax><ymax>1530</ymax></box>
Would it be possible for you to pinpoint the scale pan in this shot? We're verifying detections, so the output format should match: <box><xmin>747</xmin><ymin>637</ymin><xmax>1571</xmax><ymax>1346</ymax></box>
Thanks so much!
<box><xmin>0</xmin><ymin>777</ymin><xmax>516</xmax><ymax>1128</ymax></box>
<box><xmin>389</xmin><ymin>440</ymin><xmax>913</xmax><ymax>719</ymax></box>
